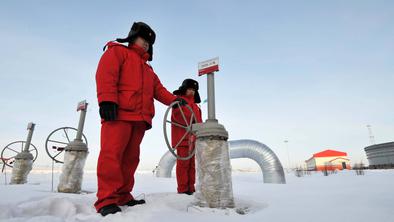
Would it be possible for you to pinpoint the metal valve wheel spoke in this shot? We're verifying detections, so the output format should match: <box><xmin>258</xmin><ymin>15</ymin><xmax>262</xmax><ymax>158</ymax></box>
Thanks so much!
<box><xmin>45</xmin><ymin>127</ymin><xmax>88</xmax><ymax>164</ymax></box>
<box><xmin>47</xmin><ymin>140</ymin><xmax>69</xmax><ymax>145</ymax></box>
<box><xmin>165</xmin><ymin>120</ymin><xmax>187</xmax><ymax>129</ymax></box>
<box><xmin>163</xmin><ymin>101</ymin><xmax>197</xmax><ymax>160</ymax></box>
<box><xmin>1</xmin><ymin>141</ymin><xmax>38</xmax><ymax>168</ymax></box>
<box><xmin>5</xmin><ymin>147</ymin><xmax>20</xmax><ymax>154</ymax></box>
<box><xmin>173</xmin><ymin>131</ymin><xmax>189</xmax><ymax>151</ymax></box>
<box><xmin>189</xmin><ymin>112</ymin><xmax>195</xmax><ymax>126</ymax></box>
<box><xmin>63</xmin><ymin>128</ymin><xmax>71</xmax><ymax>143</ymax></box>
<box><xmin>177</xmin><ymin>103</ymin><xmax>189</xmax><ymax>126</ymax></box>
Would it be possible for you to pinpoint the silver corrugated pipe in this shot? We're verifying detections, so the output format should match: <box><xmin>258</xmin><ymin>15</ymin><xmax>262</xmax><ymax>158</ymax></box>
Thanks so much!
<box><xmin>229</xmin><ymin>139</ymin><xmax>286</xmax><ymax>184</ymax></box>
<box><xmin>155</xmin><ymin>150</ymin><xmax>176</xmax><ymax>178</ymax></box>
<box><xmin>156</xmin><ymin>139</ymin><xmax>286</xmax><ymax>184</ymax></box>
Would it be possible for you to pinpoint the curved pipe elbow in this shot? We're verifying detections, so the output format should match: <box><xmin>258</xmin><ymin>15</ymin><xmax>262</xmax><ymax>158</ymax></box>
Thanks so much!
<box><xmin>156</xmin><ymin>139</ymin><xmax>286</xmax><ymax>184</ymax></box>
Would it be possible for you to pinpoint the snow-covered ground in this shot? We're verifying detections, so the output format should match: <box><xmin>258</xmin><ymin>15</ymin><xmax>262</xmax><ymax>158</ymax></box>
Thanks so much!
<box><xmin>0</xmin><ymin>169</ymin><xmax>393</xmax><ymax>222</ymax></box>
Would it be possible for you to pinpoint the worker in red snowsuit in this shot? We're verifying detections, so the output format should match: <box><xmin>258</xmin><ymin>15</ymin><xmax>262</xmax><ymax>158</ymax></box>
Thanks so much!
<box><xmin>171</xmin><ymin>79</ymin><xmax>203</xmax><ymax>195</ymax></box>
<box><xmin>94</xmin><ymin>22</ymin><xmax>186</xmax><ymax>216</ymax></box>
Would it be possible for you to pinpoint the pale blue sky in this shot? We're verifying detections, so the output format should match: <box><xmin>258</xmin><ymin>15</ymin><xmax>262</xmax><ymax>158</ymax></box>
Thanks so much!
<box><xmin>1</xmin><ymin>0</ymin><xmax>393</xmax><ymax>170</ymax></box>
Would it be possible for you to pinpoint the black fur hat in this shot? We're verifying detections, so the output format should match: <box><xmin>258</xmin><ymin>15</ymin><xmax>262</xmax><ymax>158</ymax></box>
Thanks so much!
<box><xmin>173</xmin><ymin>79</ymin><xmax>201</xmax><ymax>103</ymax></box>
<box><xmin>116</xmin><ymin>22</ymin><xmax>156</xmax><ymax>61</ymax></box>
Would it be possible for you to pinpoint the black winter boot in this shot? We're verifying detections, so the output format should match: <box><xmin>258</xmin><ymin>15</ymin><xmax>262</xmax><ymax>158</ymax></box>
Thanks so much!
<box><xmin>178</xmin><ymin>191</ymin><xmax>194</xmax><ymax>195</ymax></box>
<box><xmin>124</xmin><ymin>199</ymin><xmax>146</xmax><ymax>207</ymax></box>
<box><xmin>99</xmin><ymin>204</ymin><xmax>121</xmax><ymax>216</ymax></box>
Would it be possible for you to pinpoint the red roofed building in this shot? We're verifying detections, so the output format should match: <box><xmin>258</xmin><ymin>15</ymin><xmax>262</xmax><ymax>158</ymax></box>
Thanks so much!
<box><xmin>305</xmin><ymin>149</ymin><xmax>351</xmax><ymax>171</ymax></box>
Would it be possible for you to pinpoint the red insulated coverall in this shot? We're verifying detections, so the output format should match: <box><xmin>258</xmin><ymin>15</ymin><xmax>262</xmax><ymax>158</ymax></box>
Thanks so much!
<box><xmin>95</xmin><ymin>42</ymin><xmax>176</xmax><ymax>211</ymax></box>
<box><xmin>171</xmin><ymin>95</ymin><xmax>202</xmax><ymax>193</ymax></box>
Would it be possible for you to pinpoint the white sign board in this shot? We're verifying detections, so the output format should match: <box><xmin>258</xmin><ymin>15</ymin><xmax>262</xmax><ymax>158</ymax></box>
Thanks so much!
<box><xmin>27</xmin><ymin>122</ymin><xmax>35</xmax><ymax>130</ymax></box>
<box><xmin>77</xmin><ymin>100</ymin><xmax>88</xmax><ymax>111</ymax></box>
<box><xmin>198</xmin><ymin>57</ymin><xmax>219</xmax><ymax>76</ymax></box>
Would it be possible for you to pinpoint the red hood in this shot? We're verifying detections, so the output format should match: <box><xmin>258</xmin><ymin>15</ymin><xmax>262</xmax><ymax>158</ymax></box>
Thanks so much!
<box><xmin>105</xmin><ymin>41</ymin><xmax>150</xmax><ymax>61</ymax></box>
<box><xmin>129</xmin><ymin>44</ymin><xmax>150</xmax><ymax>61</ymax></box>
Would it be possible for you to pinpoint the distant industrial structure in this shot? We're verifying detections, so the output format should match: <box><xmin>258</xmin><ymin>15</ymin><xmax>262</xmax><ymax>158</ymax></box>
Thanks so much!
<box><xmin>364</xmin><ymin>142</ymin><xmax>394</xmax><ymax>169</ymax></box>
<box><xmin>305</xmin><ymin>150</ymin><xmax>351</xmax><ymax>171</ymax></box>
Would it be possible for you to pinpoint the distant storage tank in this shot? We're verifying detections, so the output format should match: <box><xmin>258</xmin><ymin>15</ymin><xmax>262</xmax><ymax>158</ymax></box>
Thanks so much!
<box><xmin>364</xmin><ymin>142</ymin><xmax>394</xmax><ymax>168</ymax></box>
<box><xmin>305</xmin><ymin>149</ymin><xmax>351</xmax><ymax>171</ymax></box>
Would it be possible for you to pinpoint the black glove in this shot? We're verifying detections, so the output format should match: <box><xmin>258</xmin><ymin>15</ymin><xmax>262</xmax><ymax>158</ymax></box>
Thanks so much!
<box><xmin>99</xmin><ymin>101</ymin><xmax>118</xmax><ymax>121</ymax></box>
<box><xmin>173</xmin><ymin>97</ymin><xmax>187</xmax><ymax>107</ymax></box>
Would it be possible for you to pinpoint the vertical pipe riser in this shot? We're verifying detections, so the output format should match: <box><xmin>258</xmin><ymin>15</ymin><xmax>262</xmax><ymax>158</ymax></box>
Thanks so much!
<box><xmin>207</xmin><ymin>73</ymin><xmax>216</xmax><ymax>121</ymax></box>
<box><xmin>11</xmin><ymin>123</ymin><xmax>36</xmax><ymax>184</ymax></box>
<box><xmin>23</xmin><ymin>123</ymin><xmax>35</xmax><ymax>152</ymax></box>
<box><xmin>76</xmin><ymin>109</ymin><xmax>87</xmax><ymax>141</ymax></box>
<box><xmin>58</xmin><ymin>101</ymin><xmax>89</xmax><ymax>193</ymax></box>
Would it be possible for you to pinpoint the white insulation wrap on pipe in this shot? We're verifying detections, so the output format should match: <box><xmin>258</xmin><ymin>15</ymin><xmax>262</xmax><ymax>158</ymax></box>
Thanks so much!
<box><xmin>156</xmin><ymin>139</ymin><xmax>286</xmax><ymax>184</ymax></box>
<box><xmin>194</xmin><ymin>138</ymin><xmax>235</xmax><ymax>208</ymax></box>
<box><xmin>58</xmin><ymin>150</ymin><xmax>88</xmax><ymax>193</ymax></box>
<box><xmin>10</xmin><ymin>159</ymin><xmax>33</xmax><ymax>184</ymax></box>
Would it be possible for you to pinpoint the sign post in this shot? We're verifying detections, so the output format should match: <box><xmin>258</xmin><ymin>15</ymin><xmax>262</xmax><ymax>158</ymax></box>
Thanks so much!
<box><xmin>198</xmin><ymin>57</ymin><xmax>219</xmax><ymax>121</ymax></box>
